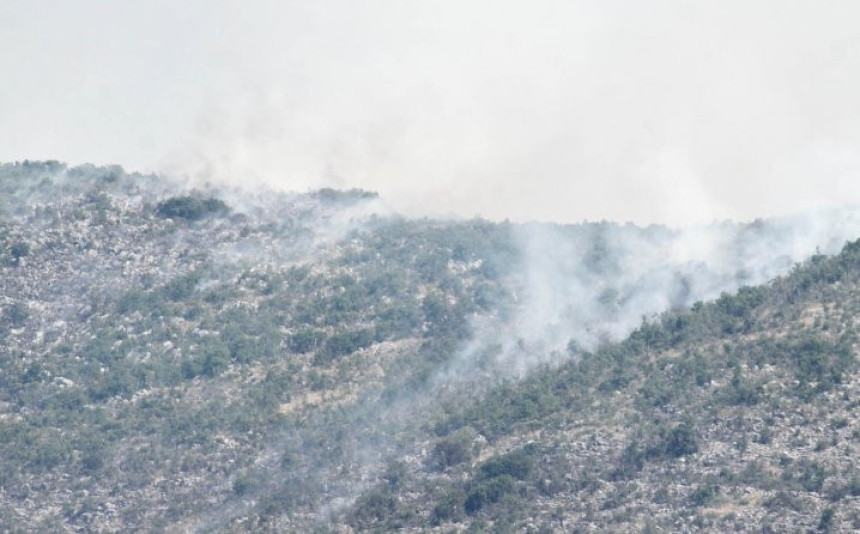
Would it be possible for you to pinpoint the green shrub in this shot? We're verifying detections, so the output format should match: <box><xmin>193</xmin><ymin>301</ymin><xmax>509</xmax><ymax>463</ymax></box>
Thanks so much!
<box><xmin>162</xmin><ymin>272</ymin><xmax>201</xmax><ymax>302</ymax></box>
<box><xmin>789</xmin><ymin>337</ymin><xmax>854</xmax><ymax>396</ymax></box>
<box><xmin>818</xmin><ymin>508</ymin><xmax>834</xmax><ymax>532</ymax></box>
<box><xmin>663</xmin><ymin>423</ymin><xmax>699</xmax><ymax>458</ymax></box>
<box><xmin>288</xmin><ymin>328</ymin><xmax>326</xmax><ymax>353</ymax></box>
<box><xmin>155</xmin><ymin>196</ymin><xmax>229</xmax><ymax>221</ymax></box>
<box><xmin>314</xmin><ymin>329</ymin><xmax>375</xmax><ymax>365</ymax></box>
<box><xmin>690</xmin><ymin>483</ymin><xmax>721</xmax><ymax>506</ymax></box>
<box><xmin>9</xmin><ymin>241</ymin><xmax>29</xmax><ymax>262</ymax></box>
<box><xmin>349</xmin><ymin>486</ymin><xmax>411</xmax><ymax>529</ymax></box>
<box><xmin>3</xmin><ymin>302</ymin><xmax>29</xmax><ymax>327</ymax></box>
<box><xmin>232</xmin><ymin>471</ymin><xmax>258</xmax><ymax>496</ymax></box>
<box><xmin>464</xmin><ymin>475</ymin><xmax>516</xmax><ymax>514</ymax></box>
<box><xmin>478</xmin><ymin>446</ymin><xmax>535</xmax><ymax>481</ymax></box>
<box><xmin>432</xmin><ymin>428</ymin><xmax>477</xmax><ymax>470</ymax></box>
<box><xmin>431</xmin><ymin>488</ymin><xmax>466</xmax><ymax>524</ymax></box>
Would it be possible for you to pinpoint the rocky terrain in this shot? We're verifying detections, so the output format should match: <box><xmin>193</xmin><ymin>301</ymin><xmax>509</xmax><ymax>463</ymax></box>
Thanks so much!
<box><xmin>398</xmin><ymin>244</ymin><xmax>860</xmax><ymax>533</ymax></box>
<box><xmin>1</xmin><ymin>161</ymin><xmax>859</xmax><ymax>532</ymax></box>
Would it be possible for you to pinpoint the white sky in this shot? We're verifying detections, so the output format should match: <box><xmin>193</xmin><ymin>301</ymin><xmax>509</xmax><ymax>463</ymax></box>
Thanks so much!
<box><xmin>2</xmin><ymin>1</ymin><xmax>860</xmax><ymax>225</ymax></box>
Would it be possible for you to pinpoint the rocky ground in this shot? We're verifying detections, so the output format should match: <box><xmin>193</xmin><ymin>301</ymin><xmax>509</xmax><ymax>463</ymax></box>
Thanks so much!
<box><xmin>1</xmin><ymin>161</ymin><xmax>859</xmax><ymax>532</ymax></box>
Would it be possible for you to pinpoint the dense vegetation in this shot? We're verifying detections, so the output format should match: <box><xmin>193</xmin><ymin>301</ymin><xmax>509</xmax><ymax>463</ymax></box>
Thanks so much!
<box><xmin>155</xmin><ymin>195</ymin><xmax>230</xmax><ymax>221</ymax></box>
<box><xmin>373</xmin><ymin>238</ymin><xmax>860</xmax><ymax>532</ymax></box>
<box><xmin>0</xmin><ymin>161</ymin><xmax>858</xmax><ymax>532</ymax></box>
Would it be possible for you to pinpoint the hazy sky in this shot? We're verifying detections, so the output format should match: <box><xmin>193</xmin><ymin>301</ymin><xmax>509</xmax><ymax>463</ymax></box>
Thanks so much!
<box><xmin>2</xmin><ymin>1</ymin><xmax>859</xmax><ymax>225</ymax></box>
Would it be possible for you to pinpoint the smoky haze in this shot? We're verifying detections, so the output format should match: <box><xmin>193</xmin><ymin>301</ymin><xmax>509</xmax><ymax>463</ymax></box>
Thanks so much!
<box><xmin>2</xmin><ymin>1</ymin><xmax>859</xmax><ymax>225</ymax></box>
<box><xmin>437</xmin><ymin>208</ymin><xmax>860</xmax><ymax>385</ymax></box>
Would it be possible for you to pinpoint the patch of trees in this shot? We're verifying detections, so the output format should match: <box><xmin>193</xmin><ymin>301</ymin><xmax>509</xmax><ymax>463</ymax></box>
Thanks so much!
<box><xmin>432</xmin><ymin>445</ymin><xmax>538</xmax><ymax>516</ymax></box>
<box><xmin>287</xmin><ymin>328</ymin><xmax>326</xmax><ymax>353</ymax></box>
<box><xmin>348</xmin><ymin>485</ymin><xmax>413</xmax><ymax>530</ymax></box>
<box><xmin>613</xmin><ymin>421</ymin><xmax>699</xmax><ymax>479</ymax></box>
<box><xmin>313</xmin><ymin>188</ymin><xmax>378</xmax><ymax>204</ymax></box>
<box><xmin>431</xmin><ymin>427</ymin><xmax>478</xmax><ymax>470</ymax></box>
<box><xmin>2</xmin><ymin>301</ymin><xmax>29</xmax><ymax>328</ymax></box>
<box><xmin>9</xmin><ymin>241</ymin><xmax>30</xmax><ymax>263</ymax></box>
<box><xmin>313</xmin><ymin>328</ymin><xmax>376</xmax><ymax>365</ymax></box>
<box><xmin>155</xmin><ymin>195</ymin><xmax>230</xmax><ymax>221</ymax></box>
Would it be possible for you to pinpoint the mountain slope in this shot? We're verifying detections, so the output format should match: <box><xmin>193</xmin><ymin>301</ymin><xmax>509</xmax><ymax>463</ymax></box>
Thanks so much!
<box><xmin>0</xmin><ymin>161</ymin><xmax>858</xmax><ymax>532</ymax></box>
<box><xmin>386</xmin><ymin>240</ymin><xmax>860</xmax><ymax>533</ymax></box>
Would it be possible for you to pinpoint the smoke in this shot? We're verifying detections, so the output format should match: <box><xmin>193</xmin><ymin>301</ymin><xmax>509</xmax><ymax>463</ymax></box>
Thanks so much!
<box><xmin>5</xmin><ymin>0</ymin><xmax>860</xmax><ymax>527</ymax></box>
<box><xmin>144</xmin><ymin>0</ymin><xmax>860</xmax><ymax>225</ymax></box>
<box><xmin>12</xmin><ymin>163</ymin><xmax>855</xmax><ymax>530</ymax></box>
<box><xmin>436</xmin><ymin>206</ymin><xmax>860</xmax><ymax>383</ymax></box>
<box><xmin>3</xmin><ymin>1</ymin><xmax>860</xmax><ymax>225</ymax></box>
<box><xmin>235</xmin><ymin>202</ymin><xmax>860</xmax><ymax>529</ymax></box>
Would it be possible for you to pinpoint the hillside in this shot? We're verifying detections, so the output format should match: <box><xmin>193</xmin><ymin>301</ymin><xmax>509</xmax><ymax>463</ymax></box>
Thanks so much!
<box><xmin>394</xmin><ymin>241</ymin><xmax>860</xmax><ymax>533</ymax></box>
<box><xmin>0</xmin><ymin>161</ymin><xmax>858</xmax><ymax>532</ymax></box>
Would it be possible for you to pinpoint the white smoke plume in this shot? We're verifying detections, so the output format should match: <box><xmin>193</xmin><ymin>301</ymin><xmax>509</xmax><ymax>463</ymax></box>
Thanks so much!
<box><xmin>3</xmin><ymin>1</ymin><xmax>860</xmax><ymax>226</ymax></box>
<box><xmin>437</xmin><ymin>207</ymin><xmax>860</xmax><ymax>382</ymax></box>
